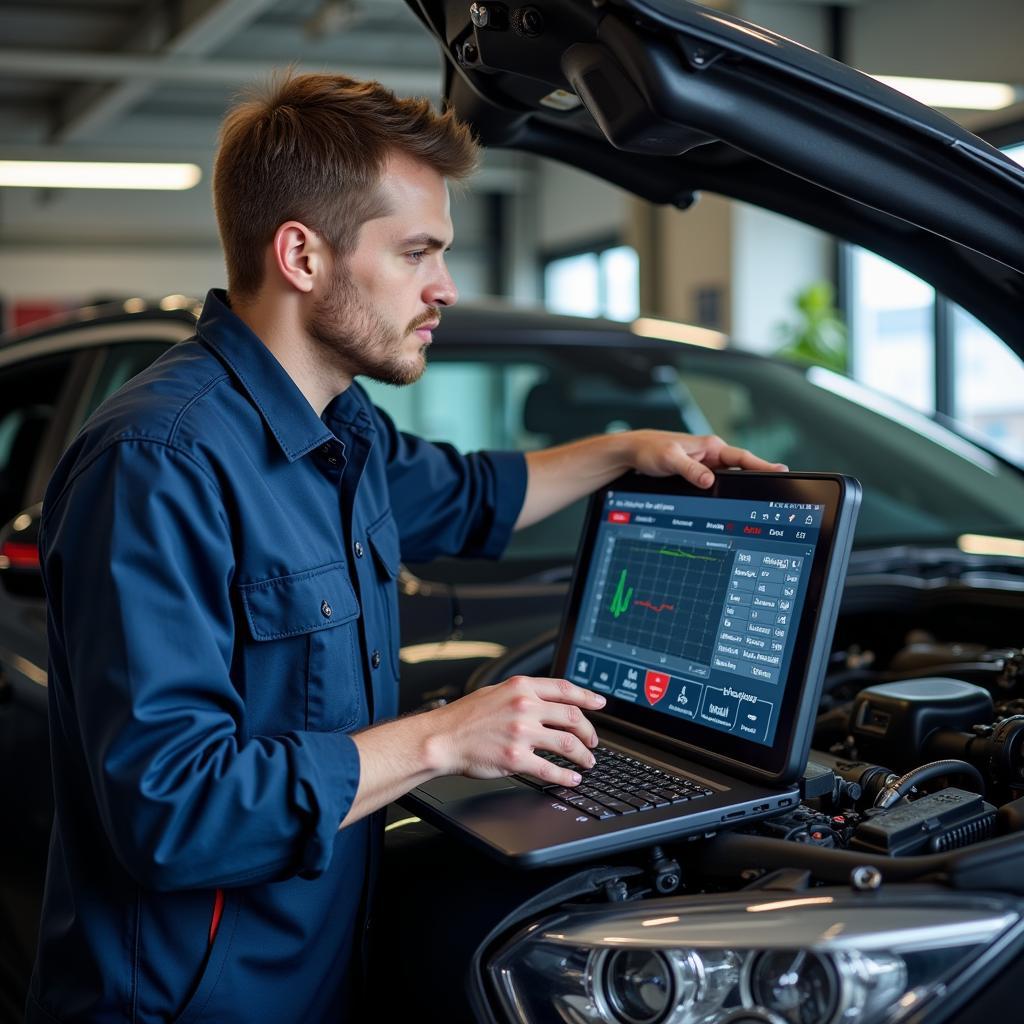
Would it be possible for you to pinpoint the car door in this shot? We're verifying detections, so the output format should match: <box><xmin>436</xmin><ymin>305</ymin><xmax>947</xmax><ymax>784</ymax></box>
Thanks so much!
<box><xmin>0</xmin><ymin>324</ymin><xmax>182</xmax><ymax>1019</ymax></box>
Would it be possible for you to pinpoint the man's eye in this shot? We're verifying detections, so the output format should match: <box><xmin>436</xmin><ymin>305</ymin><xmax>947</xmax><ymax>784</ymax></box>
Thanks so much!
<box><xmin>407</xmin><ymin>250</ymin><xmax>426</xmax><ymax>263</ymax></box>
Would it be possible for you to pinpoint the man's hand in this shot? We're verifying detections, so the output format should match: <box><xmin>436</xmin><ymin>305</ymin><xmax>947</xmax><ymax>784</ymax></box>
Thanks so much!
<box><xmin>426</xmin><ymin>675</ymin><xmax>606</xmax><ymax>787</ymax></box>
<box><xmin>625</xmin><ymin>430</ymin><xmax>787</xmax><ymax>489</ymax></box>
<box><xmin>339</xmin><ymin>676</ymin><xmax>603</xmax><ymax>830</ymax></box>
<box><xmin>516</xmin><ymin>429</ymin><xmax>788</xmax><ymax>531</ymax></box>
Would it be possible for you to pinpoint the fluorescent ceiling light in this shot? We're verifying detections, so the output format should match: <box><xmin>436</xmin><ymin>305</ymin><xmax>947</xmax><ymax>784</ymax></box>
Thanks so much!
<box><xmin>0</xmin><ymin>160</ymin><xmax>201</xmax><ymax>190</ymax></box>
<box><xmin>872</xmin><ymin>75</ymin><xmax>1019</xmax><ymax>111</ymax></box>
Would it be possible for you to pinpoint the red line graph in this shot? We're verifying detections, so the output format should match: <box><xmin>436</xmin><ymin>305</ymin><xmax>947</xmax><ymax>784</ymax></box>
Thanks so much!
<box><xmin>634</xmin><ymin>600</ymin><xmax>675</xmax><ymax>614</ymax></box>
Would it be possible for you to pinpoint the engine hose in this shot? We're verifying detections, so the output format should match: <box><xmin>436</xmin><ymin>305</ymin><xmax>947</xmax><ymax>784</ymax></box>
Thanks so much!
<box><xmin>874</xmin><ymin>759</ymin><xmax>985</xmax><ymax>809</ymax></box>
<box><xmin>686</xmin><ymin>830</ymin><xmax>1024</xmax><ymax>893</ymax></box>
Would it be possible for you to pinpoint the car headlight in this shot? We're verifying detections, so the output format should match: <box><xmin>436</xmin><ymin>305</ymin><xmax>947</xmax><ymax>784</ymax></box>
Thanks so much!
<box><xmin>486</xmin><ymin>891</ymin><xmax>1022</xmax><ymax>1024</ymax></box>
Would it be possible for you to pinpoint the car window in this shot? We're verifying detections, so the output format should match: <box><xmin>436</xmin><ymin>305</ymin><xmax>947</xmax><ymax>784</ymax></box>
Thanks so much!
<box><xmin>360</xmin><ymin>353</ymin><xmax>693</xmax><ymax>449</ymax></box>
<box><xmin>79</xmin><ymin>342</ymin><xmax>171</xmax><ymax>425</ymax></box>
<box><xmin>361</xmin><ymin>342</ymin><xmax>1024</xmax><ymax>565</ymax></box>
<box><xmin>0</xmin><ymin>350</ymin><xmax>76</xmax><ymax>525</ymax></box>
<box><xmin>676</xmin><ymin>352</ymin><xmax>1024</xmax><ymax>547</ymax></box>
<box><xmin>360</xmin><ymin>350</ymin><xmax>696</xmax><ymax>561</ymax></box>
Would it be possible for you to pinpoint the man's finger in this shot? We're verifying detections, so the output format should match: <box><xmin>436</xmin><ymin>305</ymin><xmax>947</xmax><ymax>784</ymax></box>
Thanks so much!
<box><xmin>535</xmin><ymin>727</ymin><xmax>597</xmax><ymax>771</ymax></box>
<box><xmin>671</xmin><ymin>450</ymin><xmax>712</xmax><ymax>489</ymax></box>
<box><xmin>522</xmin><ymin>753</ymin><xmax>585</xmax><ymax>789</ymax></box>
<box><xmin>540</xmin><ymin>700</ymin><xmax>600</xmax><ymax>747</ymax></box>
<box><xmin>518</xmin><ymin>677</ymin><xmax>607</xmax><ymax>709</ymax></box>
<box><xmin>711</xmin><ymin>444</ymin><xmax>787</xmax><ymax>472</ymax></box>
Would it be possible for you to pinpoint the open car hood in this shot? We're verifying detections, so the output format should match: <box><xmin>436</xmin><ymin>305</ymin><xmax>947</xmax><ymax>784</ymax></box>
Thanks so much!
<box><xmin>407</xmin><ymin>0</ymin><xmax>1024</xmax><ymax>347</ymax></box>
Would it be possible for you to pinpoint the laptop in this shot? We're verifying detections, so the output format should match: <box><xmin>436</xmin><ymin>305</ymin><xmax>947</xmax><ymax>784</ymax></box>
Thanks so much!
<box><xmin>402</xmin><ymin>470</ymin><xmax>861</xmax><ymax>867</ymax></box>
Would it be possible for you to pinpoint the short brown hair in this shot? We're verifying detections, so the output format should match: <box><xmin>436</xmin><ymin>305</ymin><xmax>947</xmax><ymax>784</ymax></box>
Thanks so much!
<box><xmin>213</xmin><ymin>72</ymin><xmax>478</xmax><ymax>299</ymax></box>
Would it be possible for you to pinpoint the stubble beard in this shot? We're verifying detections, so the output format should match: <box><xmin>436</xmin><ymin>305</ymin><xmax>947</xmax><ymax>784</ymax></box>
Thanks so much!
<box><xmin>307</xmin><ymin>265</ymin><xmax>434</xmax><ymax>388</ymax></box>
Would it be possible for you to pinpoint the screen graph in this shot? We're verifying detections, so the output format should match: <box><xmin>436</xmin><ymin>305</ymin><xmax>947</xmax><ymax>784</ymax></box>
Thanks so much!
<box><xmin>591</xmin><ymin>538</ymin><xmax>734</xmax><ymax>664</ymax></box>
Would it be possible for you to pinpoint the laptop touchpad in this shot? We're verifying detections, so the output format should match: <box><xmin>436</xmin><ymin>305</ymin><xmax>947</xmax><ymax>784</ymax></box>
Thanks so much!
<box><xmin>428</xmin><ymin>776</ymin><xmax>522</xmax><ymax>803</ymax></box>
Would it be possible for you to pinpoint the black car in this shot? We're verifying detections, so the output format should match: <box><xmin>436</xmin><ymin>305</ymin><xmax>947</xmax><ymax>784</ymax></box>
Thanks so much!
<box><xmin>3</xmin><ymin>0</ymin><xmax>1024</xmax><ymax>1020</ymax></box>
<box><xmin>5</xmin><ymin>308</ymin><xmax>1024</xmax><ymax>1018</ymax></box>
<box><xmin>372</xmin><ymin>2</ymin><xmax>1024</xmax><ymax>1024</ymax></box>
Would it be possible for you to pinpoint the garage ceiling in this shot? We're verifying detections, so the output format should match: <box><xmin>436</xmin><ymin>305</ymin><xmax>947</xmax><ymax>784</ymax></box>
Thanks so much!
<box><xmin>2</xmin><ymin>0</ymin><xmax>1020</xmax><ymax>158</ymax></box>
<box><xmin>0</xmin><ymin>0</ymin><xmax>1018</xmax><ymax>251</ymax></box>
<box><xmin>0</xmin><ymin>0</ymin><xmax>442</xmax><ymax>155</ymax></box>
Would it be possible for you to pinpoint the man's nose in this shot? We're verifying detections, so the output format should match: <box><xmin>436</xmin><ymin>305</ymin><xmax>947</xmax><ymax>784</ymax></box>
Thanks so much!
<box><xmin>425</xmin><ymin>262</ymin><xmax>458</xmax><ymax>308</ymax></box>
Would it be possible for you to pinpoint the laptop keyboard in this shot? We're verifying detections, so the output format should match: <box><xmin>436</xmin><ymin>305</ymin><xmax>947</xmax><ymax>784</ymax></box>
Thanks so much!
<box><xmin>517</xmin><ymin>745</ymin><xmax>714</xmax><ymax>821</ymax></box>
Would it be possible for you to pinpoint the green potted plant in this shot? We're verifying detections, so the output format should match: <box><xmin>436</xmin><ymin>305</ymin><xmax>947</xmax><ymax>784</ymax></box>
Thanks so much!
<box><xmin>774</xmin><ymin>281</ymin><xmax>848</xmax><ymax>373</ymax></box>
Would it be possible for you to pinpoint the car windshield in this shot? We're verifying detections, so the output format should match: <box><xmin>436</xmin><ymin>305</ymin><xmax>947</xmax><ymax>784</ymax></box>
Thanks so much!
<box><xmin>360</xmin><ymin>341</ymin><xmax>1024</xmax><ymax>563</ymax></box>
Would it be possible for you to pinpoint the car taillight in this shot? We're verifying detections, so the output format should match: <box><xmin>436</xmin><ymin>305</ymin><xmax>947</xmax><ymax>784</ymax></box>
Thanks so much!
<box><xmin>0</xmin><ymin>541</ymin><xmax>39</xmax><ymax>569</ymax></box>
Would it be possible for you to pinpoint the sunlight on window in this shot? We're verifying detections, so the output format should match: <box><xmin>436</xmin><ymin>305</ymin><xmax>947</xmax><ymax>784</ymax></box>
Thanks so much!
<box><xmin>603</xmin><ymin>246</ymin><xmax>640</xmax><ymax>321</ymax></box>
<box><xmin>851</xmin><ymin>249</ymin><xmax>934</xmax><ymax>413</ymax></box>
<box><xmin>544</xmin><ymin>245</ymin><xmax>638</xmax><ymax>321</ymax></box>
<box><xmin>953</xmin><ymin>305</ymin><xmax>1024</xmax><ymax>463</ymax></box>
<box><xmin>544</xmin><ymin>253</ymin><xmax>600</xmax><ymax>317</ymax></box>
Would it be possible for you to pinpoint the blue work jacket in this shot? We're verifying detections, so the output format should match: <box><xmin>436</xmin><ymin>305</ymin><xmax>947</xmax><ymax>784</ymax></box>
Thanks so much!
<box><xmin>27</xmin><ymin>289</ymin><xmax>526</xmax><ymax>1023</ymax></box>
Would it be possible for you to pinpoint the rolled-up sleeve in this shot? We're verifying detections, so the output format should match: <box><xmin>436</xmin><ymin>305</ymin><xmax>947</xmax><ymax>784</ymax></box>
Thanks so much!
<box><xmin>372</xmin><ymin>405</ymin><xmax>528</xmax><ymax>562</ymax></box>
<box><xmin>42</xmin><ymin>439</ymin><xmax>359</xmax><ymax>891</ymax></box>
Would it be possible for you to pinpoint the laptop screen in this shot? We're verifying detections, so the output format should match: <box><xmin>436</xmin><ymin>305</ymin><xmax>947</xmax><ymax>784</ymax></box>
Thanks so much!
<box><xmin>565</xmin><ymin>488</ymin><xmax>826</xmax><ymax>749</ymax></box>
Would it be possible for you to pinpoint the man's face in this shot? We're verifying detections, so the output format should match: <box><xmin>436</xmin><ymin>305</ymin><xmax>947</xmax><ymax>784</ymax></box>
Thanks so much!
<box><xmin>307</xmin><ymin>152</ymin><xmax>458</xmax><ymax>386</ymax></box>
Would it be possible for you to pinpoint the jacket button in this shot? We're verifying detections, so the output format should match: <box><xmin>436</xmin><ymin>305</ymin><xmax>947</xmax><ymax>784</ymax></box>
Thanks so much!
<box><xmin>354</xmin><ymin>541</ymin><xmax>364</xmax><ymax>558</ymax></box>
<box><xmin>321</xmin><ymin>600</ymin><xmax>333</xmax><ymax>618</ymax></box>
<box><xmin>371</xmin><ymin>650</ymin><xmax>381</xmax><ymax>669</ymax></box>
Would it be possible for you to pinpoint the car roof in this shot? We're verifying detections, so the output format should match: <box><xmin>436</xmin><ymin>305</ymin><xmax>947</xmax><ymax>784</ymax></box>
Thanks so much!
<box><xmin>0</xmin><ymin>302</ymin><xmax>199</xmax><ymax>349</ymax></box>
<box><xmin>0</xmin><ymin>295</ymin><xmax>790</xmax><ymax>371</ymax></box>
<box><xmin>407</xmin><ymin>0</ymin><xmax>1024</xmax><ymax>348</ymax></box>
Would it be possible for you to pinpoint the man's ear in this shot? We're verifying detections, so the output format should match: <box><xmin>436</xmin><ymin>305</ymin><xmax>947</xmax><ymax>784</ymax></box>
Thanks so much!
<box><xmin>271</xmin><ymin>221</ymin><xmax>327</xmax><ymax>294</ymax></box>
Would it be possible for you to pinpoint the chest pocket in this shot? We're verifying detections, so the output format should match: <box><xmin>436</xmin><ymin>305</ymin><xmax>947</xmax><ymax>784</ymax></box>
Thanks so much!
<box><xmin>366</xmin><ymin>513</ymin><xmax>402</xmax><ymax>679</ymax></box>
<box><xmin>239</xmin><ymin>562</ymin><xmax>363</xmax><ymax>733</ymax></box>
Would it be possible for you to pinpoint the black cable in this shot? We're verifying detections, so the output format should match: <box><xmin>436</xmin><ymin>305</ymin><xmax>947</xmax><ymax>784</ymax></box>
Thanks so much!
<box><xmin>874</xmin><ymin>759</ymin><xmax>985</xmax><ymax>809</ymax></box>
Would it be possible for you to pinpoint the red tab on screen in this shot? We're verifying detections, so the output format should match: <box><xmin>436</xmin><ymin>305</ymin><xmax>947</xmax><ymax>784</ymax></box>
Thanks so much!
<box><xmin>608</xmin><ymin>511</ymin><xmax>631</xmax><ymax>524</ymax></box>
<box><xmin>644</xmin><ymin>671</ymin><xmax>669</xmax><ymax>705</ymax></box>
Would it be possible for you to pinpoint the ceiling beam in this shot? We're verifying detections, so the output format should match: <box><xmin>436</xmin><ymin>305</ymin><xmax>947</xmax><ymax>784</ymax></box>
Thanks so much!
<box><xmin>51</xmin><ymin>0</ymin><xmax>295</xmax><ymax>144</ymax></box>
<box><xmin>0</xmin><ymin>47</ymin><xmax>439</xmax><ymax>95</ymax></box>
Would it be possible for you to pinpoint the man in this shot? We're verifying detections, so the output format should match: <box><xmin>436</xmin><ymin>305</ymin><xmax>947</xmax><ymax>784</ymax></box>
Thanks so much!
<box><xmin>28</xmin><ymin>74</ymin><xmax>784</xmax><ymax>1022</ymax></box>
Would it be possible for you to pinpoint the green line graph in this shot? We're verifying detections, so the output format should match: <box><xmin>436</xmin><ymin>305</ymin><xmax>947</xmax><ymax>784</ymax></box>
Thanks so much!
<box><xmin>608</xmin><ymin>564</ymin><xmax>684</xmax><ymax>619</ymax></box>
<box><xmin>610</xmin><ymin>549</ymin><xmax>719</xmax><ymax>619</ymax></box>
<box><xmin>609</xmin><ymin>569</ymin><xmax>634</xmax><ymax>618</ymax></box>
<box><xmin>657</xmin><ymin>547</ymin><xmax>719</xmax><ymax>561</ymax></box>
<box><xmin>595</xmin><ymin>538</ymin><xmax>734</xmax><ymax>663</ymax></box>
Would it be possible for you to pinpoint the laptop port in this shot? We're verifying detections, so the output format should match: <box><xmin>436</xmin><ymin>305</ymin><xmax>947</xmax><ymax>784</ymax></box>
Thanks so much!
<box><xmin>779</xmin><ymin>798</ymin><xmax>793</xmax><ymax>807</ymax></box>
<box><xmin>722</xmin><ymin>810</ymin><xmax>746</xmax><ymax>820</ymax></box>
<box><xmin>753</xmin><ymin>803</ymin><xmax>769</xmax><ymax>812</ymax></box>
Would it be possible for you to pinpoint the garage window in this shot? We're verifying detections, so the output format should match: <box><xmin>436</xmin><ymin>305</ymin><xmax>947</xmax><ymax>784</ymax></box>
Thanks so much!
<box><xmin>844</xmin><ymin>140</ymin><xmax>1024</xmax><ymax>464</ymax></box>
<box><xmin>543</xmin><ymin>243</ymin><xmax>639</xmax><ymax>322</ymax></box>
<box><xmin>848</xmin><ymin>250</ymin><xmax>935</xmax><ymax>414</ymax></box>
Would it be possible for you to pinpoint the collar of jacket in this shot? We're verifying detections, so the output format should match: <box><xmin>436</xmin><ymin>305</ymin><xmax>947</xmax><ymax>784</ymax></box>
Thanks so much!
<box><xmin>195</xmin><ymin>288</ymin><xmax>341</xmax><ymax>463</ymax></box>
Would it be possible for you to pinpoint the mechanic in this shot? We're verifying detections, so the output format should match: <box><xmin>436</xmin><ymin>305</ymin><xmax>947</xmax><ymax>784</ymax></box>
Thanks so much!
<box><xmin>26</xmin><ymin>73</ymin><xmax>785</xmax><ymax>1023</ymax></box>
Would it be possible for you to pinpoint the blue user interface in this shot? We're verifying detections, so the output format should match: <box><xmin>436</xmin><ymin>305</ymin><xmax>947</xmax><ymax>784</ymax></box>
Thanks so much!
<box><xmin>567</xmin><ymin>490</ymin><xmax>825</xmax><ymax>748</ymax></box>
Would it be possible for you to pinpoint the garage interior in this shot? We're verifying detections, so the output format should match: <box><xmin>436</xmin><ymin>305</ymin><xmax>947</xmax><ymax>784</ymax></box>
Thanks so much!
<box><xmin>0</xmin><ymin>1</ymin><xmax>1020</xmax><ymax>339</ymax></box>
<box><xmin>2</xmin><ymin>2</ymin><xmax>1024</xmax><ymax>1023</ymax></box>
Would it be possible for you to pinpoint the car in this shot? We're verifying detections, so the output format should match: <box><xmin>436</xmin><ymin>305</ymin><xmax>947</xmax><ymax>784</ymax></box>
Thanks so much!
<box><xmin>4</xmin><ymin>315</ymin><xmax>1024</xmax><ymax>1019</ymax></box>
<box><xmin>2</xmin><ymin>0</ymin><xmax>1024</xmax><ymax>1021</ymax></box>
<box><xmin>368</xmin><ymin>2</ymin><xmax>1024</xmax><ymax>1023</ymax></box>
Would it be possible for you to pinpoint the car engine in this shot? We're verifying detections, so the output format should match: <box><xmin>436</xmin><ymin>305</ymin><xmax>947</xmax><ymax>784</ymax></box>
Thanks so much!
<box><xmin>377</xmin><ymin>551</ymin><xmax>1024</xmax><ymax>1024</ymax></box>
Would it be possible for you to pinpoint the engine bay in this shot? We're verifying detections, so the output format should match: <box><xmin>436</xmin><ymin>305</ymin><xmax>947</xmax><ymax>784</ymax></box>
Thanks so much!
<box><xmin>377</xmin><ymin>551</ymin><xmax>1024</xmax><ymax>1023</ymax></box>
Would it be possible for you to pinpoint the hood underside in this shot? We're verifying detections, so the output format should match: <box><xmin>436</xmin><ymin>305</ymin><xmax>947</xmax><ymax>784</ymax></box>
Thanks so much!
<box><xmin>408</xmin><ymin>0</ymin><xmax>1024</xmax><ymax>347</ymax></box>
